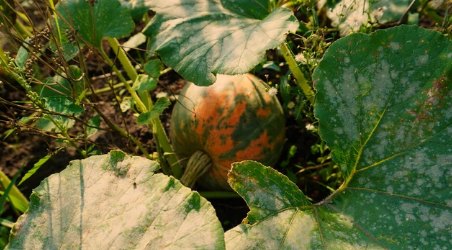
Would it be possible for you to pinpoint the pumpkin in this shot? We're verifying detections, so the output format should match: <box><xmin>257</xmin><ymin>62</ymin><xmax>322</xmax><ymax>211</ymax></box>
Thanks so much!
<box><xmin>170</xmin><ymin>74</ymin><xmax>285</xmax><ymax>190</ymax></box>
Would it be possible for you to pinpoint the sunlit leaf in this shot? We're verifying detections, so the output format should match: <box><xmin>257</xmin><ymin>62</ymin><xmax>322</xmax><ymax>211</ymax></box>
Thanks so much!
<box><xmin>6</xmin><ymin>151</ymin><xmax>224</xmax><ymax>249</ymax></box>
<box><xmin>139</xmin><ymin>0</ymin><xmax>298</xmax><ymax>86</ymax></box>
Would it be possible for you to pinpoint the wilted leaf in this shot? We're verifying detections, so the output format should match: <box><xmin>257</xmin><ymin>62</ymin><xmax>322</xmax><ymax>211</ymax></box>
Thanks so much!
<box><xmin>120</xmin><ymin>96</ymin><xmax>135</xmax><ymax>112</ymax></box>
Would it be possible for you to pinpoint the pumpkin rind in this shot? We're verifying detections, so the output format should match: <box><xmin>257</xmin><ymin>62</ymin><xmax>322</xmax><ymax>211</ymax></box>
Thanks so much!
<box><xmin>170</xmin><ymin>74</ymin><xmax>285</xmax><ymax>190</ymax></box>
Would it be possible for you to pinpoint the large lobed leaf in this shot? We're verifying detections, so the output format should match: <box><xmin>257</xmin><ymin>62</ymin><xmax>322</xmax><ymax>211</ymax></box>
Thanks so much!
<box><xmin>6</xmin><ymin>151</ymin><xmax>224</xmax><ymax>250</ymax></box>
<box><xmin>135</xmin><ymin>0</ymin><xmax>299</xmax><ymax>86</ymax></box>
<box><xmin>225</xmin><ymin>25</ymin><xmax>452</xmax><ymax>249</ymax></box>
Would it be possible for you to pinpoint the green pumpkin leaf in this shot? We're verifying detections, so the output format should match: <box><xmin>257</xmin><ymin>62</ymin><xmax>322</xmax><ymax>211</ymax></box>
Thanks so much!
<box><xmin>122</xmin><ymin>32</ymin><xmax>147</xmax><ymax>51</ymax></box>
<box><xmin>152</xmin><ymin>97</ymin><xmax>171</xmax><ymax>113</ymax></box>
<box><xmin>143</xmin><ymin>59</ymin><xmax>163</xmax><ymax>79</ymax></box>
<box><xmin>55</xmin><ymin>0</ymin><xmax>134</xmax><ymax>48</ymax></box>
<box><xmin>35</xmin><ymin>96</ymin><xmax>84</xmax><ymax>132</ymax></box>
<box><xmin>40</xmin><ymin>65</ymin><xmax>85</xmax><ymax>98</ymax></box>
<box><xmin>6</xmin><ymin>151</ymin><xmax>224</xmax><ymax>249</ymax></box>
<box><xmin>15</xmin><ymin>38</ymin><xmax>30</xmax><ymax>70</ymax></box>
<box><xmin>86</xmin><ymin>115</ymin><xmax>101</xmax><ymax>137</ymax></box>
<box><xmin>136</xmin><ymin>97</ymin><xmax>171</xmax><ymax>125</ymax></box>
<box><xmin>225</xmin><ymin>26</ymin><xmax>452</xmax><ymax>249</ymax></box>
<box><xmin>131</xmin><ymin>74</ymin><xmax>157</xmax><ymax>93</ymax></box>
<box><xmin>228</xmin><ymin>161</ymin><xmax>311</xmax><ymax>224</ymax></box>
<box><xmin>44</xmin><ymin>97</ymin><xmax>84</xmax><ymax>115</ymax></box>
<box><xmin>140</xmin><ymin>0</ymin><xmax>298</xmax><ymax>86</ymax></box>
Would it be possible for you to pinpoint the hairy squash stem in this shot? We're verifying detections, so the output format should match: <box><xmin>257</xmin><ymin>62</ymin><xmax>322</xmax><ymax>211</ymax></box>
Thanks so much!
<box><xmin>105</xmin><ymin>39</ymin><xmax>181</xmax><ymax>178</ymax></box>
<box><xmin>98</xmin><ymin>47</ymin><xmax>147</xmax><ymax>112</ymax></box>
<box><xmin>107</xmin><ymin>38</ymin><xmax>153</xmax><ymax>109</ymax></box>
<box><xmin>280</xmin><ymin>42</ymin><xmax>315</xmax><ymax>104</ymax></box>
<box><xmin>179</xmin><ymin>151</ymin><xmax>212</xmax><ymax>188</ymax></box>
<box><xmin>152</xmin><ymin>124</ymin><xmax>172</xmax><ymax>175</ymax></box>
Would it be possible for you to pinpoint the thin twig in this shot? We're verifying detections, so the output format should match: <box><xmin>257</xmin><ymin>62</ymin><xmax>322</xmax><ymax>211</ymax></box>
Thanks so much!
<box><xmin>398</xmin><ymin>0</ymin><xmax>417</xmax><ymax>24</ymax></box>
<box><xmin>296</xmin><ymin>162</ymin><xmax>331</xmax><ymax>175</ymax></box>
<box><xmin>441</xmin><ymin>4</ymin><xmax>452</xmax><ymax>29</ymax></box>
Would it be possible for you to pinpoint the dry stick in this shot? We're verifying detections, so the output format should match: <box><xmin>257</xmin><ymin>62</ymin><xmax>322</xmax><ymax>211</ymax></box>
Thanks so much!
<box><xmin>398</xmin><ymin>0</ymin><xmax>417</xmax><ymax>25</ymax></box>
<box><xmin>85</xmin><ymin>68</ymin><xmax>172</xmax><ymax>95</ymax></box>
<box><xmin>92</xmin><ymin>106</ymin><xmax>153</xmax><ymax>160</ymax></box>
<box><xmin>441</xmin><ymin>4</ymin><xmax>452</xmax><ymax>29</ymax></box>
<box><xmin>296</xmin><ymin>162</ymin><xmax>331</xmax><ymax>175</ymax></box>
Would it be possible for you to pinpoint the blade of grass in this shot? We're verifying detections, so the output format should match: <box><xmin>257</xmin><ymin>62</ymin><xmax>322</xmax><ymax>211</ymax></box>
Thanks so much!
<box><xmin>18</xmin><ymin>147</ymin><xmax>65</xmax><ymax>186</ymax></box>
<box><xmin>0</xmin><ymin>191</ymin><xmax>27</xmax><ymax>213</ymax></box>
<box><xmin>0</xmin><ymin>159</ymin><xmax>27</xmax><ymax>215</ymax></box>
<box><xmin>0</xmin><ymin>170</ymin><xmax>28</xmax><ymax>213</ymax></box>
<box><xmin>0</xmin><ymin>218</ymin><xmax>14</xmax><ymax>228</ymax></box>
<box><xmin>48</xmin><ymin>0</ymin><xmax>62</xmax><ymax>44</ymax></box>
<box><xmin>280</xmin><ymin>42</ymin><xmax>315</xmax><ymax>104</ymax></box>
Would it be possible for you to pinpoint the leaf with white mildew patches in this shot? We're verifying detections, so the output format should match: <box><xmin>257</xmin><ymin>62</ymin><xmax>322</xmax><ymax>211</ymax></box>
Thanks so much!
<box><xmin>5</xmin><ymin>151</ymin><xmax>224</xmax><ymax>249</ymax></box>
<box><xmin>225</xmin><ymin>25</ymin><xmax>452</xmax><ymax>249</ymax></box>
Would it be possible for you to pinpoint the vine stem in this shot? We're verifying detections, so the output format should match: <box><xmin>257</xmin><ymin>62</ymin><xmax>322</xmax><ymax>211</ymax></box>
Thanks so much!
<box><xmin>280</xmin><ymin>42</ymin><xmax>315</xmax><ymax>104</ymax></box>
<box><xmin>98</xmin><ymin>47</ymin><xmax>147</xmax><ymax>113</ymax></box>
<box><xmin>101</xmin><ymin>39</ymin><xmax>182</xmax><ymax>178</ymax></box>
<box><xmin>107</xmin><ymin>37</ymin><xmax>153</xmax><ymax>109</ymax></box>
<box><xmin>86</xmin><ymin>68</ymin><xmax>172</xmax><ymax>95</ymax></box>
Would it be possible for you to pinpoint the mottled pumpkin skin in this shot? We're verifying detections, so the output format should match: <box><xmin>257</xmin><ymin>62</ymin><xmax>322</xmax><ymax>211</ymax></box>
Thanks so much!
<box><xmin>170</xmin><ymin>74</ymin><xmax>285</xmax><ymax>190</ymax></box>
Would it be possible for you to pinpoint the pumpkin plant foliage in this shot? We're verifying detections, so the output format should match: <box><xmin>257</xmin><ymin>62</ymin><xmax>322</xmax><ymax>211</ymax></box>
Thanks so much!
<box><xmin>4</xmin><ymin>12</ymin><xmax>452</xmax><ymax>250</ymax></box>
<box><xmin>53</xmin><ymin>0</ymin><xmax>134</xmax><ymax>60</ymax></box>
<box><xmin>226</xmin><ymin>25</ymin><xmax>452</xmax><ymax>249</ymax></box>
<box><xmin>131</xmin><ymin>0</ymin><xmax>299</xmax><ymax>86</ymax></box>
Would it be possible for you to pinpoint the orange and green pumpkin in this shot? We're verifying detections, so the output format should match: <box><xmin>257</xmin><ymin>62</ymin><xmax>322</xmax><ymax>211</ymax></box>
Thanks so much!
<box><xmin>170</xmin><ymin>74</ymin><xmax>285</xmax><ymax>190</ymax></box>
